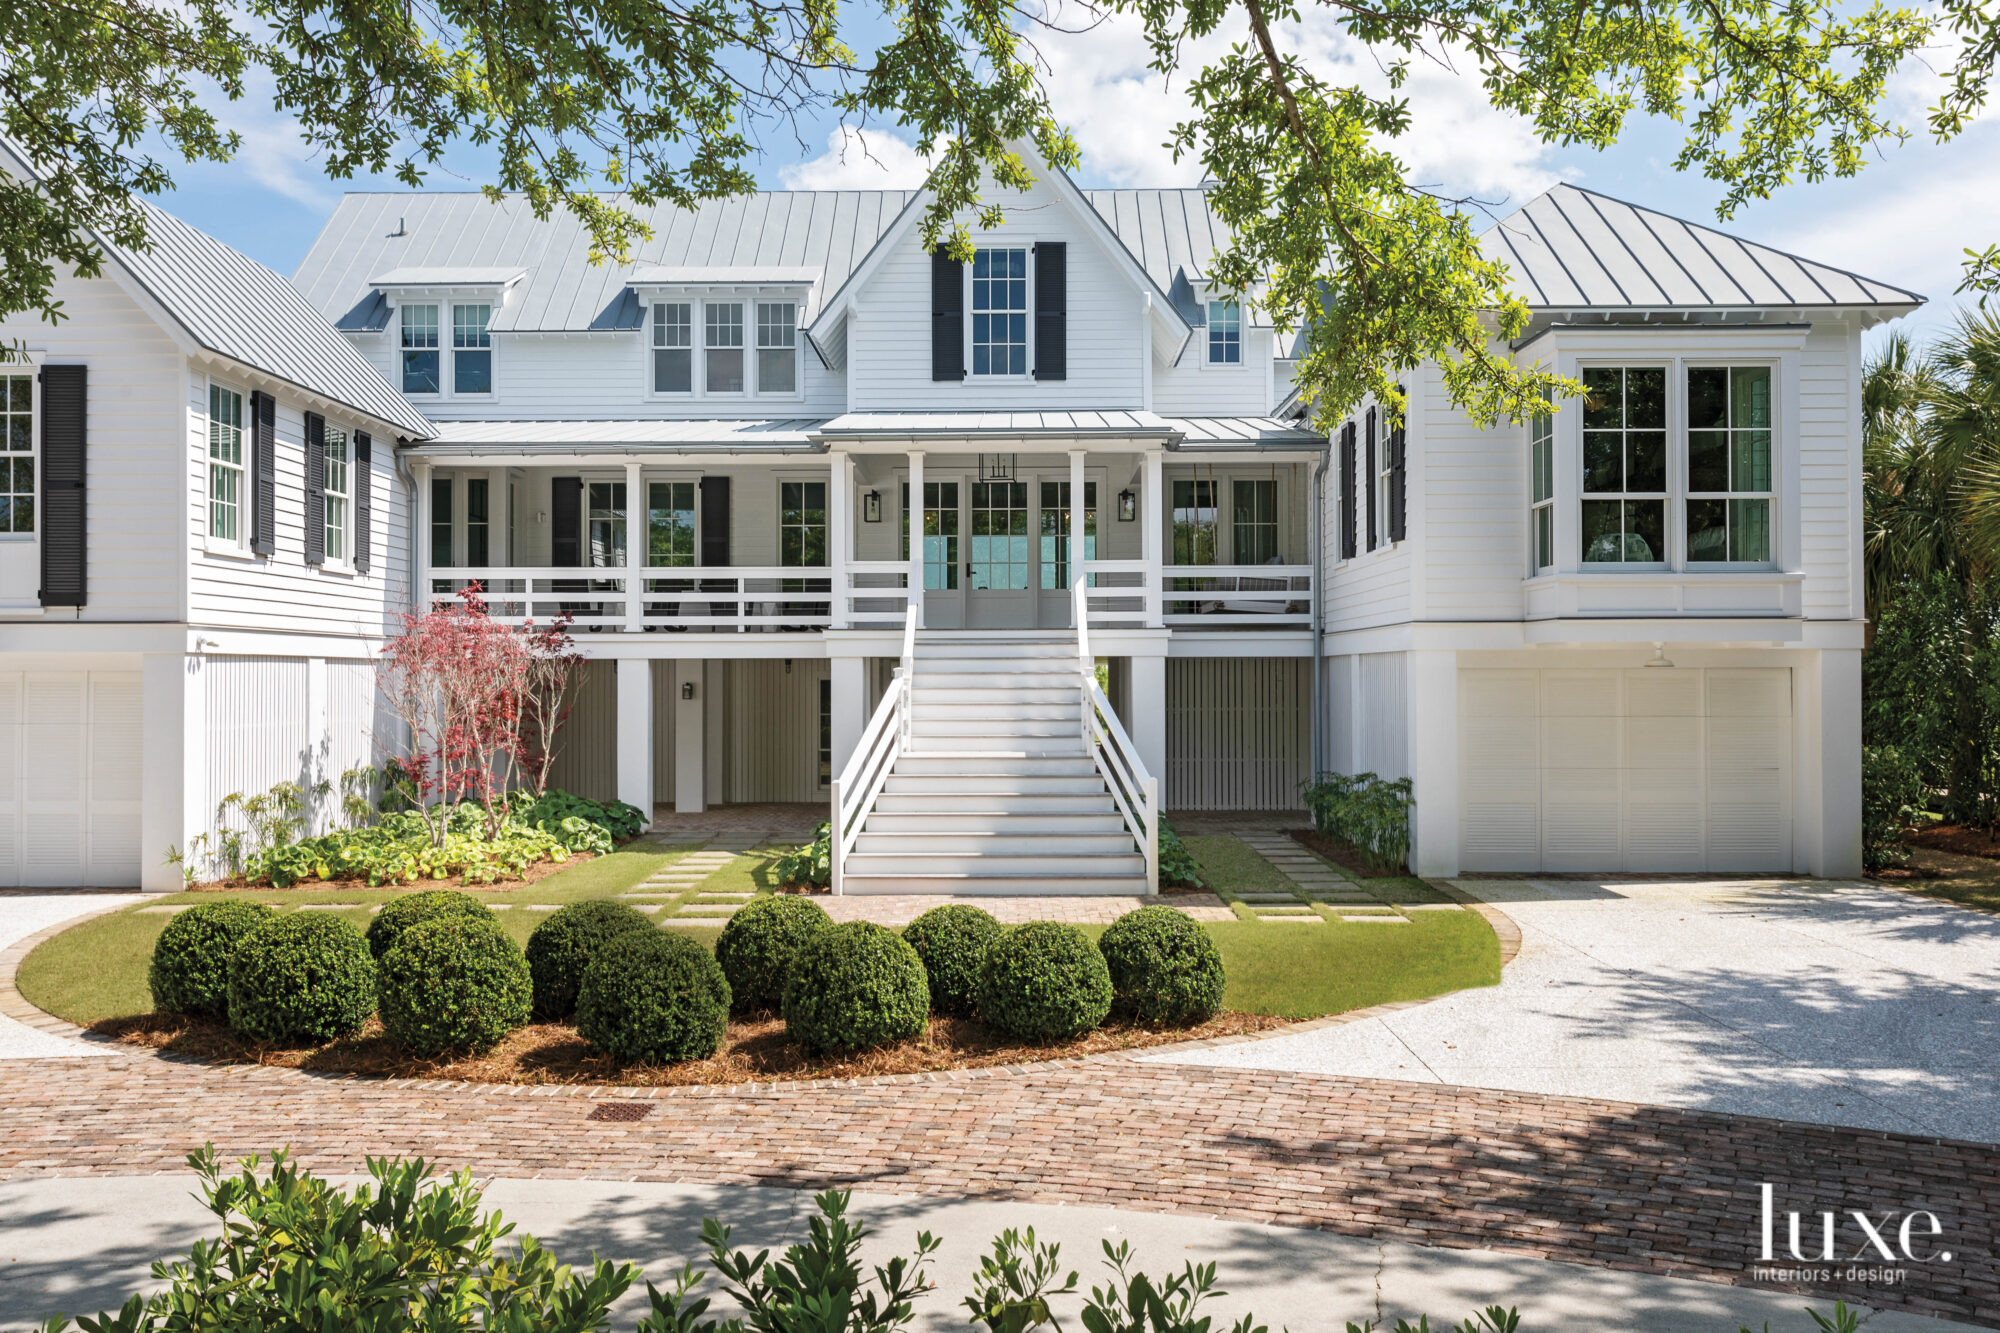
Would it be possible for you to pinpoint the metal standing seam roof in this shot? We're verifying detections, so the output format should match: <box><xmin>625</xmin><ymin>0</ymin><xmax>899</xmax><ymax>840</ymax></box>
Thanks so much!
<box><xmin>408</xmin><ymin>414</ymin><xmax>1323</xmax><ymax>449</ymax></box>
<box><xmin>420</xmin><ymin>419</ymin><xmax>827</xmax><ymax>447</ymax></box>
<box><xmin>1480</xmin><ymin>183</ymin><xmax>1923</xmax><ymax>310</ymax></box>
<box><xmin>106</xmin><ymin>201</ymin><xmax>433</xmax><ymax>436</ymax></box>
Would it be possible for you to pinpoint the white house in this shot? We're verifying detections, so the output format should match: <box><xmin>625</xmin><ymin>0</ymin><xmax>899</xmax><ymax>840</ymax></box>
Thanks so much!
<box><xmin>0</xmin><ymin>151</ymin><xmax>1916</xmax><ymax>891</ymax></box>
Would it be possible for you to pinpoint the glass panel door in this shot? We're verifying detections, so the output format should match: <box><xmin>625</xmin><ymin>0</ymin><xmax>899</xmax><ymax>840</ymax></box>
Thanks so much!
<box><xmin>903</xmin><ymin>478</ymin><xmax>963</xmax><ymax>628</ymax></box>
<box><xmin>968</xmin><ymin>480</ymin><xmax>1032</xmax><ymax>628</ymax></box>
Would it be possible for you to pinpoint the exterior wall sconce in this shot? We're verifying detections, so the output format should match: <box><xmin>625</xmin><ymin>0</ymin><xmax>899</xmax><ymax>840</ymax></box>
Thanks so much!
<box><xmin>1117</xmin><ymin>489</ymin><xmax>1137</xmax><ymax>522</ymax></box>
<box><xmin>863</xmin><ymin>490</ymin><xmax>882</xmax><ymax>523</ymax></box>
<box><xmin>681</xmin><ymin>680</ymin><xmax>696</xmax><ymax>700</ymax></box>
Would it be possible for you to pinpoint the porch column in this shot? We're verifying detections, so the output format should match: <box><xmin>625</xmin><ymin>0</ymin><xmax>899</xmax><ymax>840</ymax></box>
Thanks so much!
<box><xmin>140</xmin><ymin>651</ymin><xmax>204</xmax><ymax>893</ymax></box>
<box><xmin>623</xmin><ymin>462</ymin><xmax>644</xmax><ymax>631</ymax></box>
<box><xmin>829</xmin><ymin>452</ymin><xmax>852</xmax><ymax>629</ymax></box>
<box><xmin>1068</xmin><ymin>450</ymin><xmax>1086</xmax><ymax>593</ymax></box>
<box><xmin>906</xmin><ymin>450</ymin><xmax>925</xmax><ymax>628</ymax></box>
<box><xmin>673</xmin><ymin>659</ymin><xmax>705</xmax><ymax>814</ymax></box>
<box><xmin>1407</xmin><ymin>648</ymin><xmax>1459</xmax><ymax>878</ymax></box>
<box><xmin>1142</xmin><ymin>448</ymin><xmax>1164</xmax><ymax>628</ymax></box>
<box><xmin>829</xmin><ymin>654</ymin><xmax>868</xmax><ymax>779</ymax></box>
<box><xmin>616</xmin><ymin>658</ymin><xmax>654</xmax><ymax>828</ymax></box>
<box><xmin>1129</xmin><ymin>650</ymin><xmax>1167</xmax><ymax>808</ymax></box>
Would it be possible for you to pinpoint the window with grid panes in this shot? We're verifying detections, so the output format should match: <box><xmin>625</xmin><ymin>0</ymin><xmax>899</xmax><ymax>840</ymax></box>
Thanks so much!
<box><xmin>1580</xmin><ymin>366</ymin><xmax>1667</xmax><ymax>563</ymax></box>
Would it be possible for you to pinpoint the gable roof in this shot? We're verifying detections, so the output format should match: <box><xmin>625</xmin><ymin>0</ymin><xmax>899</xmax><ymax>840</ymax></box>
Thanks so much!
<box><xmin>1480</xmin><ymin>183</ymin><xmax>1922</xmax><ymax>311</ymax></box>
<box><xmin>294</xmin><ymin>191</ymin><xmax>918</xmax><ymax>333</ymax></box>
<box><xmin>104</xmin><ymin>199</ymin><xmax>430</xmax><ymax>437</ymax></box>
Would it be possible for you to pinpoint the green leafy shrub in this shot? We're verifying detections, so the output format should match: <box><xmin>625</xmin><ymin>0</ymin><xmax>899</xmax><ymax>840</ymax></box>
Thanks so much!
<box><xmin>244</xmin><ymin>804</ymin><xmax>581</xmax><ymax>888</ymax></box>
<box><xmin>976</xmin><ymin>922</ymin><xmax>1113</xmax><ymax>1043</ymax></box>
<box><xmin>575</xmin><ymin>930</ymin><xmax>731</xmax><ymax>1064</ymax></box>
<box><xmin>714</xmin><ymin>895</ymin><xmax>832</xmax><ymax>1013</ymax></box>
<box><xmin>376</xmin><ymin>916</ymin><xmax>532</xmax><ymax>1057</ymax></box>
<box><xmin>147</xmin><ymin>900</ymin><xmax>275</xmax><ymax>1018</ymax></box>
<box><xmin>225</xmin><ymin>913</ymin><xmax>375</xmax><ymax>1045</ymax></box>
<box><xmin>902</xmin><ymin>905</ymin><xmax>1000</xmax><ymax>1018</ymax></box>
<box><xmin>775</xmin><ymin>821</ymin><xmax>832</xmax><ymax>889</ymax></box>
<box><xmin>1300</xmin><ymin>771</ymin><xmax>1414</xmax><ymax>871</ymax></box>
<box><xmin>525</xmin><ymin>899</ymin><xmax>658</xmax><ymax>1020</ymax></box>
<box><xmin>1863</xmin><ymin>744</ymin><xmax>1925</xmax><ymax>873</ymax></box>
<box><xmin>514</xmin><ymin>788</ymin><xmax>646</xmax><ymax>842</ymax></box>
<box><xmin>1158</xmin><ymin>818</ymin><xmax>1203</xmax><ymax>889</ymax></box>
<box><xmin>782</xmin><ymin>922</ymin><xmax>930</xmax><ymax>1053</ymax></box>
<box><xmin>1096</xmin><ymin>906</ymin><xmax>1225</xmax><ymax>1026</ymax></box>
<box><xmin>365</xmin><ymin>888</ymin><xmax>495</xmax><ymax>959</ymax></box>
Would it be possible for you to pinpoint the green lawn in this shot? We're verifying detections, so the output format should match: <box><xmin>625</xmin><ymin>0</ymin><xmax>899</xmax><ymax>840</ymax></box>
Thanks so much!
<box><xmin>17</xmin><ymin>834</ymin><xmax>1501</xmax><ymax>1029</ymax></box>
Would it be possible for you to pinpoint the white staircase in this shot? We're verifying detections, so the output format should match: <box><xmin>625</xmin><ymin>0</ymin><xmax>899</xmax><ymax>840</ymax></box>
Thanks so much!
<box><xmin>836</xmin><ymin>635</ymin><xmax>1151</xmax><ymax>895</ymax></box>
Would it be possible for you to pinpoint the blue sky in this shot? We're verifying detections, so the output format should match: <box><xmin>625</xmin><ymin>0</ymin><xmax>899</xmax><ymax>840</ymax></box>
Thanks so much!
<box><xmin>153</xmin><ymin>12</ymin><xmax>1999</xmax><ymax>347</ymax></box>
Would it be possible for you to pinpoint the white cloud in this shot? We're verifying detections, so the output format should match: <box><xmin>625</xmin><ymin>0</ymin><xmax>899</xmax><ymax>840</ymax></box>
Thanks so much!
<box><xmin>779</xmin><ymin>125</ymin><xmax>934</xmax><ymax>189</ymax></box>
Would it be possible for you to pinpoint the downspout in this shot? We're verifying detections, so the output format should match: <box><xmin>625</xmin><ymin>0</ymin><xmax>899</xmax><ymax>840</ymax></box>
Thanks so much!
<box><xmin>395</xmin><ymin>441</ymin><xmax>420</xmax><ymax>616</ymax></box>
<box><xmin>1309</xmin><ymin>432</ymin><xmax>1330</xmax><ymax>779</ymax></box>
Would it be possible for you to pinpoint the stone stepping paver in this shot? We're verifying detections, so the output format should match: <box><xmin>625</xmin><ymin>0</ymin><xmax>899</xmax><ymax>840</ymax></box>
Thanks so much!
<box><xmin>1232</xmin><ymin>833</ymin><xmax>1423</xmax><ymax>924</ymax></box>
<box><xmin>135</xmin><ymin>905</ymin><xmax>192</xmax><ymax>915</ymax></box>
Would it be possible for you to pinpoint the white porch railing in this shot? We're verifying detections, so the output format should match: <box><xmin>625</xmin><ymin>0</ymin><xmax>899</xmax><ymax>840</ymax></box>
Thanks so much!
<box><xmin>428</xmin><ymin>565</ymin><xmax>911</xmax><ymax>631</ymax></box>
<box><xmin>1074</xmin><ymin>580</ymin><xmax>1159</xmax><ymax>893</ymax></box>
<box><xmin>828</xmin><ymin>605</ymin><xmax>918</xmax><ymax>894</ymax></box>
<box><xmin>1073</xmin><ymin>561</ymin><xmax>1312</xmax><ymax>631</ymax></box>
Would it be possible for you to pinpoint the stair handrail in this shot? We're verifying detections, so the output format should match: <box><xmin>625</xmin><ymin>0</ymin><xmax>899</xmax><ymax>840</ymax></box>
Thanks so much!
<box><xmin>1073</xmin><ymin>579</ymin><xmax>1159</xmax><ymax>892</ymax></box>
<box><xmin>830</xmin><ymin>604</ymin><xmax>919</xmax><ymax>895</ymax></box>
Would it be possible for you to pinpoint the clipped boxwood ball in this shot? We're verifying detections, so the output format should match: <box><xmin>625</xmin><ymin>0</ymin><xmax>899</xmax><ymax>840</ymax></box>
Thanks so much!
<box><xmin>226</xmin><ymin>913</ymin><xmax>375</xmax><ymax>1045</ymax></box>
<box><xmin>575</xmin><ymin>931</ymin><xmax>731</xmax><ymax>1065</ymax></box>
<box><xmin>714</xmin><ymin>895</ymin><xmax>831</xmax><ymax>1013</ymax></box>
<box><xmin>1098</xmin><ymin>905</ymin><xmax>1226</xmax><ymax>1025</ymax></box>
<box><xmin>365</xmin><ymin>889</ymin><xmax>495</xmax><ymax>960</ymax></box>
<box><xmin>148</xmin><ymin>900</ymin><xmax>276</xmax><ymax>1018</ymax></box>
<box><xmin>782</xmin><ymin>922</ymin><xmax>930</xmax><ymax>1054</ymax></box>
<box><xmin>525</xmin><ymin>900</ymin><xmax>658</xmax><ymax>1020</ymax></box>
<box><xmin>377</xmin><ymin>916</ymin><xmax>532</xmax><ymax>1057</ymax></box>
<box><xmin>902</xmin><ymin>904</ymin><xmax>1001</xmax><ymax>1018</ymax></box>
<box><xmin>977</xmin><ymin>922</ymin><xmax>1113</xmax><ymax>1044</ymax></box>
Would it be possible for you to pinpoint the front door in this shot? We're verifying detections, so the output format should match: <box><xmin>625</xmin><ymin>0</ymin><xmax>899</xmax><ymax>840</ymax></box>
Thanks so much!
<box><xmin>906</xmin><ymin>477</ymin><xmax>965</xmax><ymax>629</ymax></box>
<box><xmin>966</xmin><ymin>480</ymin><xmax>1034</xmax><ymax>628</ymax></box>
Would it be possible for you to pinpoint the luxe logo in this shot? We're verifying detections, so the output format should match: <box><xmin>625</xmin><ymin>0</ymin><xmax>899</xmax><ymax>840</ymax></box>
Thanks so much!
<box><xmin>1759</xmin><ymin>1184</ymin><xmax>1952</xmax><ymax>1264</ymax></box>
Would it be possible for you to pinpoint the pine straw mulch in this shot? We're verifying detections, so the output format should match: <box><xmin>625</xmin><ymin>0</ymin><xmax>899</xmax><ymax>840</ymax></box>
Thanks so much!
<box><xmin>87</xmin><ymin>1008</ymin><xmax>1294</xmax><ymax>1088</ymax></box>
<box><xmin>1904</xmin><ymin>825</ymin><xmax>2000</xmax><ymax>863</ymax></box>
<box><xmin>184</xmin><ymin>852</ymin><xmax>598</xmax><ymax>896</ymax></box>
<box><xmin>1286</xmin><ymin>827</ymin><xmax>1405</xmax><ymax>879</ymax></box>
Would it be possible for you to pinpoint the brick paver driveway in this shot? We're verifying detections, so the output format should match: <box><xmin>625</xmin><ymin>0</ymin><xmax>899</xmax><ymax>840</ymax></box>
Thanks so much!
<box><xmin>1163</xmin><ymin>877</ymin><xmax>2000</xmax><ymax>1141</ymax></box>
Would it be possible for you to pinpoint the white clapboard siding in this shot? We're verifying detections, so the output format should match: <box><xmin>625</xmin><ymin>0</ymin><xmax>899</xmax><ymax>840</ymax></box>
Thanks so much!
<box><xmin>724</xmin><ymin>658</ymin><xmax>830</xmax><ymax>803</ymax></box>
<box><xmin>201</xmin><ymin>655</ymin><xmax>313</xmax><ymax>860</ymax></box>
<box><xmin>1150</xmin><ymin>328</ymin><xmax>1275</xmax><ymax>417</ymax></box>
<box><xmin>1354</xmin><ymin>652</ymin><xmax>1409</xmax><ymax>780</ymax></box>
<box><xmin>1166</xmin><ymin>657</ymin><xmax>1308</xmax><ymax>810</ymax></box>
<box><xmin>1457</xmin><ymin>666</ymin><xmax>1792</xmax><ymax>873</ymax></box>
<box><xmin>546</xmin><ymin>663</ymin><xmax>619</xmax><ymax>802</ymax></box>
<box><xmin>1798</xmin><ymin>322</ymin><xmax>1860</xmax><ymax>620</ymax></box>
<box><xmin>1415</xmin><ymin>357</ymin><xmax>1528</xmax><ymax>621</ymax></box>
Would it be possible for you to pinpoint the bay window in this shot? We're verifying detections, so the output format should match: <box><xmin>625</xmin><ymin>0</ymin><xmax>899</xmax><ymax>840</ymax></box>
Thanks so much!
<box><xmin>1580</xmin><ymin>366</ymin><xmax>1667</xmax><ymax>564</ymax></box>
<box><xmin>207</xmin><ymin>383</ymin><xmax>243</xmax><ymax>545</ymax></box>
<box><xmin>1686</xmin><ymin>366</ymin><xmax>1773</xmax><ymax>563</ymax></box>
<box><xmin>1530</xmin><ymin>388</ymin><xmax>1553</xmax><ymax>570</ymax></box>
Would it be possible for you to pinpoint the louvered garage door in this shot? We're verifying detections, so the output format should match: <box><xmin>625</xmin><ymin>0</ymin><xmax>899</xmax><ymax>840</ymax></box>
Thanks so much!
<box><xmin>0</xmin><ymin>671</ymin><xmax>142</xmax><ymax>886</ymax></box>
<box><xmin>1459</xmin><ymin>667</ymin><xmax>1791</xmax><ymax>873</ymax></box>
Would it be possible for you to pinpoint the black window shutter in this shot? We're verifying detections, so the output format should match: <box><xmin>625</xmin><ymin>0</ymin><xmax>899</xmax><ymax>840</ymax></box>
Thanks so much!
<box><xmin>1364</xmin><ymin>407</ymin><xmax>1377</xmax><ymax>551</ymax></box>
<box><xmin>303</xmin><ymin>411</ymin><xmax>326</xmax><ymax>566</ymax></box>
<box><xmin>699</xmin><ymin>476</ymin><xmax>731</xmax><ymax>566</ymax></box>
<box><xmin>38</xmin><ymin>364</ymin><xmax>86</xmax><ymax>607</ymax></box>
<box><xmin>353</xmin><ymin>432</ymin><xmax>372</xmax><ymax>573</ymax></box>
<box><xmin>550</xmin><ymin>476</ymin><xmax>582</xmax><ymax>567</ymax></box>
<box><xmin>1388</xmin><ymin>391</ymin><xmax>1408</xmax><ymax>543</ymax></box>
<box><xmin>1033</xmin><ymin>242</ymin><xmax>1067</xmax><ymax>381</ymax></box>
<box><xmin>1338</xmin><ymin>421</ymin><xmax>1357</xmax><ymax>561</ymax></box>
<box><xmin>931</xmin><ymin>246</ymin><xmax>964</xmax><ymax>382</ymax></box>
<box><xmin>250</xmin><ymin>390</ymin><xmax>276</xmax><ymax>556</ymax></box>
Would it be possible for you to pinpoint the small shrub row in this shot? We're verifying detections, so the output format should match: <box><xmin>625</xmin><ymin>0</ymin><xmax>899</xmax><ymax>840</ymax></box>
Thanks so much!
<box><xmin>1301</xmin><ymin>771</ymin><xmax>1414</xmax><ymax>871</ymax></box>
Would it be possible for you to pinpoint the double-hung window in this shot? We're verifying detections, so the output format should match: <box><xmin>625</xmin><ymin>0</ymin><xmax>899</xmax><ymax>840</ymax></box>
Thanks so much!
<box><xmin>453</xmin><ymin>304</ymin><xmax>492</xmax><ymax>394</ymax></box>
<box><xmin>647</xmin><ymin>481</ymin><xmax>697</xmax><ymax>567</ymax></box>
<box><xmin>1686</xmin><ymin>366</ymin><xmax>1773</xmax><ymax>563</ymax></box>
<box><xmin>587</xmin><ymin>482</ymin><xmax>627</xmax><ymax>568</ymax></box>
<box><xmin>1580</xmin><ymin>366</ymin><xmax>1668</xmax><ymax>564</ymax></box>
<box><xmin>779</xmin><ymin>481</ymin><xmax>828</xmax><ymax>569</ymax></box>
<box><xmin>464</xmin><ymin>477</ymin><xmax>489</xmax><ymax>566</ymax></box>
<box><xmin>705</xmin><ymin>303</ymin><xmax>745</xmax><ymax>394</ymax></box>
<box><xmin>323</xmin><ymin>426</ymin><xmax>350</xmax><ymax>563</ymax></box>
<box><xmin>1232</xmin><ymin>480</ymin><xmax>1277</xmax><ymax>564</ymax></box>
<box><xmin>1171</xmin><ymin>479</ymin><xmax>1219</xmax><ymax>565</ymax></box>
<box><xmin>971</xmin><ymin>248</ymin><xmax>1028</xmax><ymax>376</ymax></box>
<box><xmin>1208</xmin><ymin>301</ymin><xmax>1242</xmax><ymax>365</ymax></box>
<box><xmin>207</xmin><ymin>383</ymin><xmax>243</xmax><ymax>545</ymax></box>
<box><xmin>1530</xmin><ymin>387</ymin><xmax>1554</xmax><ymax>570</ymax></box>
<box><xmin>653</xmin><ymin>302</ymin><xmax>693</xmax><ymax>394</ymax></box>
<box><xmin>401</xmin><ymin>304</ymin><xmax>441</xmax><ymax>394</ymax></box>
<box><xmin>431</xmin><ymin>478</ymin><xmax>454</xmax><ymax>568</ymax></box>
<box><xmin>757</xmin><ymin>302</ymin><xmax>798</xmax><ymax>394</ymax></box>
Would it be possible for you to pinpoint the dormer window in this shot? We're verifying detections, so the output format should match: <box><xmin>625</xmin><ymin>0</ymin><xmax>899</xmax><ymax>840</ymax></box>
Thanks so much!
<box><xmin>971</xmin><ymin>248</ymin><xmax>1028</xmax><ymax>376</ymax></box>
<box><xmin>1208</xmin><ymin>301</ymin><xmax>1241</xmax><ymax>364</ymax></box>
<box><xmin>705</xmin><ymin>302</ymin><xmax>745</xmax><ymax>393</ymax></box>
<box><xmin>758</xmin><ymin>302</ymin><xmax>798</xmax><ymax>394</ymax></box>
<box><xmin>452</xmin><ymin>304</ymin><xmax>492</xmax><ymax>394</ymax></box>
<box><xmin>401</xmin><ymin>304</ymin><xmax>440</xmax><ymax>394</ymax></box>
<box><xmin>653</xmin><ymin>302</ymin><xmax>693</xmax><ymax>393</ymax></box>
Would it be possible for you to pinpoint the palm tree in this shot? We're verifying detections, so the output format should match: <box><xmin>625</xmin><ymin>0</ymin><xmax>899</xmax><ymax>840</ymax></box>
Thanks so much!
<box><xmin>1862</xmin><ymin>329</ymin><xmax>1959</xmax><ymax>617</ymax></box>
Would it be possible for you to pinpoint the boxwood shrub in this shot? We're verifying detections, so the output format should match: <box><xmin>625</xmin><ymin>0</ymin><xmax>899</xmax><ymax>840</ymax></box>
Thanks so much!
<box><xmin>714</xmin><ymin>895</ymin><xmax>831</xmax><ymax>1014</ymax></box>
<box><xmin>377</xmin><ymin>916</ymin><xmax>533</xmax><ymax>1057</ymax></box>
<box><xmin>901</xmin><ymin>904</ymin><xmax>1000</xmax><ymax>1018</ymax></box>
<box><xmin>976</xmin><ymin>922</ymin><xmax>1113</xmax><ymax>1044</ymax></box>
<box><xmin>1097</xmin><ymin>905</ymin><xmax>1226</xmax><ymax>1025</ymax></box>
<box><xmin>147</xmin><ymin>900</ymin><xmax>275</xmax><ymax>1018</ymax></box>
<box><xmin>226</xmin><ymin>913</ymin><xmax>376</xmax><ymax>1045</ymax></box>
<box><xmin>782</xmin><ymin>922</ymin><xmax>930</xmax><ymax>1053</ymax></box>
<box><xmin>575</xmin><ymin>931</ymin><xmax>731</xmax><ymax>1065</ymax></box>
<box><xmin>364</xmin><ymin>889</ymin><xmax>495</xmax><ymax>960</ymax></box>
<box><xmin>524</xmin><ymin>900</ymin><xmax>658</xmax><ymax>1020</ymax></box>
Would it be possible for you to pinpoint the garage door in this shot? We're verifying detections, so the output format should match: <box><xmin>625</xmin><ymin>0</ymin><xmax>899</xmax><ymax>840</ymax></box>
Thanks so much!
<box><xmin>0</xmin><ymin>671</ymin><xmax>142</xmax><ymax>886</ymax></box>
<box><xmin>1460</xmin><ymin>668</ymin><xmax>1791</xmax><ymax>873</ymax></box>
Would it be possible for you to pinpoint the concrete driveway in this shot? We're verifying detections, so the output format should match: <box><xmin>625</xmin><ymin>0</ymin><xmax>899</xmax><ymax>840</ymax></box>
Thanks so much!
<box><xmin>0</xmin><ymin>892</ymin><xmax>141</xmax><ymax>1059</ymax></box>
<box><xmin>1158</xmin><ymin>877</ymin><xmax>2000</xmax><ymax>1142</ymax></box>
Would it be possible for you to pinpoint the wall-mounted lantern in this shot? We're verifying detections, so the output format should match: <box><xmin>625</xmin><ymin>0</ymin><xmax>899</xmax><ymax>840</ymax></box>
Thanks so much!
<box><xmin>863</xmin><ymin>490</ymin><xmax>882</xmax><ymax>523</ymax></box>
<box><xmin>681</xmin><ymin>680</ymin><xmax>696</xmax><ymax>701</ymax></box>
<box><xmin>1117</xmin><ymin>489</ymin><xmax>1137</xmax><ymax>522</ymax></box>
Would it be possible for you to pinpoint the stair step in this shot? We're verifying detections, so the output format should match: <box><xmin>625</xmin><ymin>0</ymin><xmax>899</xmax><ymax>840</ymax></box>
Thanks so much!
<box><xmin>838</xmin><ymin>874</ymin><xmax>1147</xmax><ymax>896</ymax></box>
<box><xmin>853</xmin><ymin>832</ymin><xmax>1140</xmax><ymax>855</ymax></box>
<box><xmin>882</xmin><ymin>774</ymin><xmax>1108</xmax><ymax>795</ymax></box>
<box><xmin>911</xmin><ymin>718</ymin><xmax>1079</xmax><ymax>738</ymax></box>
<box><xmin>893</xmin><ymin>754</ymin><xmax>1099</xmax><ymax>777</ymax></box>
<box><xmin>907</xmin><ymin>737</ymin><xmax>1083</xmax><ymax>756</ymax></box>
<box><xmin>917</xmin><ymin>657</ymin><xmax>1077</xmax><ymax>675</ymax></box>
<box><xmin>874</xmin><ymin>793</ymin><xmax>1120</xmax><ymax>814</ymax></box>
<box><xmin>845</xmin><ymin>852</ymin><xmax>1148</xmax><ymax>876</ymax></box>
<box><xmin>910</xmin><ymin>686</ymin><xmax>1081</xmax><ymax>706</ymax></box>
<box><xmin>912</xmin><ymin>703</ymin><xmax>1080</xmax><ymax>722</ymax></box>
<box><xmin>864</xmin><ymin>811</ymin><xmax>1129</xmax><ymax>833</ymax></box>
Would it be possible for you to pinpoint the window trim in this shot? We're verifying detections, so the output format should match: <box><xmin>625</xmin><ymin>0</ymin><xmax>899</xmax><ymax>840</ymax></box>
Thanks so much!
<box><xmin>966</xmin><ymin>244</ymin><xmax>1034</xmax><ymax>380</ymax></box>
<box><xmin>322</xmin><ymin>421</ymin><xmax>353</xmax><ymax>571</ymax></box>
<box><xmin>642</xmin><ymin>292</ymin><xmax>810</xmax><ymax>402</ymax></box>
<box><xmin>203</xmin><ymin>377</ymin><xmax>254</xmax><ymax>558</ymax></box>
<box><xmin>450</xmin><ymin>302</ymin><xmax>495</xmax><ymax>399</ymax></box>
<box><xmin>398</xmin><ymin>302</ymin><xmax>443</xmax><ymax>398</ymax></box>
<box><xmin>756</xmin><ymin>300</ymin><xmax>801</xmax><ymax>399</ymax></box>
<box><xmin>1205</xmin><ymin>299</ymin><xmax>1244</xmax><ymax>369</ymax></box>
<box><xmin>1529</xmin><ymin>387</ymin><xmax>1555</xmax><ymax>572</ymax></box>
<box><xmin>1684</xmin><ymin>363</ymin><xmax>1776</xmax><ymax>569</ymax></box>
